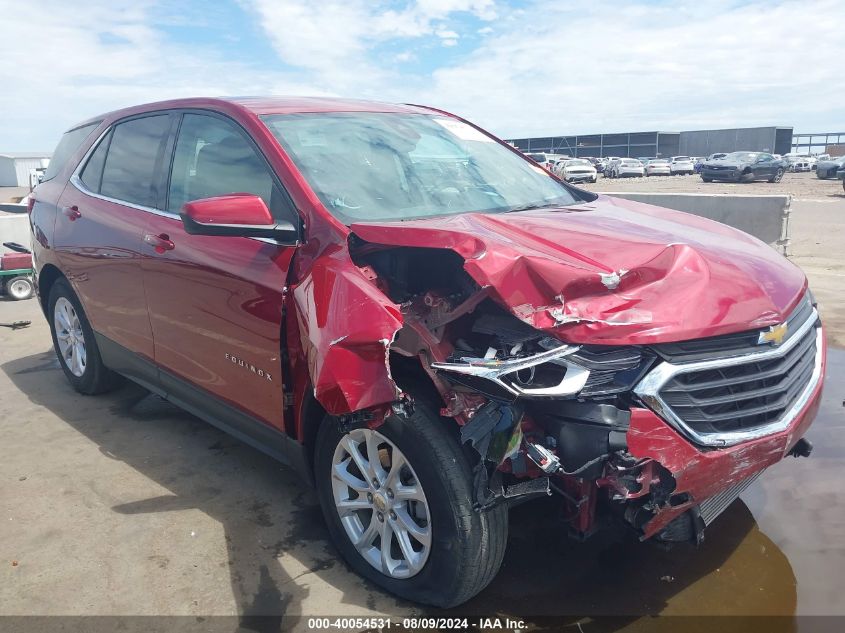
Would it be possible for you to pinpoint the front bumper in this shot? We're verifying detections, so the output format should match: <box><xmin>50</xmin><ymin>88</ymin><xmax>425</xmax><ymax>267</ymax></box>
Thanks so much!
<box><xmin>626</xmin><ymin>327</ymin><xmax>826</xmax><ymax>539</ymax></box>
<box><xmin>701</xmin><ymin>168</ymin><xmax>739</xmax><ymax>180</ymax></box>
<box><xmin>565</xmin><ymin>172</ymin><xmax>597</xmax><ymax>182</ymax></box>
<box><xmin>617</xmin><ymin>169</ymin><xmax>644</xmax><ymax>177</ymax></box>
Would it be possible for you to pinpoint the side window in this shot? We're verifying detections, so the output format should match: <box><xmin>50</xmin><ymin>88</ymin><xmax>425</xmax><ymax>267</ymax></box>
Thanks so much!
<box><xmin>759</xmin><ymin>153</ymin><xmax>773</xmax><ymax>162</ymax></box>
<box><xmin>79</xmin><ymin>130</ymin><xmax>111</xmax><ymax>193</ymax></box>
<box><xmin>100</xmin><ymin>115</ymin><xmax>171</xmax><ymax>208</ymax></box>
<box><xmin>43</xmin><ymin>122</ymin><xmax>100</xmax><ymax>181</ymax></box>
<box><xmin>168</xmin><ymin>113</ymin><xmax>296</xmax><ymax>222</ymax></box>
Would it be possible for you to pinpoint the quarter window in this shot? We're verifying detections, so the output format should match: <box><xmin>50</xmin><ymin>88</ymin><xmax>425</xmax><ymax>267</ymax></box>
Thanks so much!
<box><xmin>79</xmin><ymin>130</ymin><xmax>111</xmax><ymax>193</ymax></box>
<box><xmin>100</xmin><ymin>115</ymin><xmax>171</xmax><ymax>208</ymax></box>
<box><xmin>168</xmin><ymin>113</ymin><xmax>294</xmax><ymax>222</ymax></box>
<box><xmin>43</xmin><ymin>122</ymin><xmax>100</xmax><ymax>181</ymax></box>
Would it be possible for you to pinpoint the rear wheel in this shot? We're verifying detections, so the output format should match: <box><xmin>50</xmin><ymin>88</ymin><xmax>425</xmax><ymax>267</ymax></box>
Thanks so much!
<box><xmin>314</xmin><ymin>401</ymin><xmax>508</xmax><ymax>607</ymax></box>
<box><xmin>768</xmin><ymin>167</ymin><xmax>784</xmax><ymax>183</ymax></box>
<box><xmin>702</xmin><ymin>177</ymin><xmax>712</xmax><ymax>182</ymax></box>
<box><xmin>6</xmin><ymin>276</ymin><xmax>33</xmax><ymax>300</ymax></box>
<box><xmin>48</xmin><ymin>278</ymin><xmax>119</xmax><ymax>394</ymax></box>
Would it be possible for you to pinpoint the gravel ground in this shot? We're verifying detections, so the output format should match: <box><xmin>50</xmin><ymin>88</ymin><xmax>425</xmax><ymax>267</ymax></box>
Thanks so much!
<box><xmin>580</xmin><ymin>170</ymin><xmax>844</xmax><ymax>200</ymax></box>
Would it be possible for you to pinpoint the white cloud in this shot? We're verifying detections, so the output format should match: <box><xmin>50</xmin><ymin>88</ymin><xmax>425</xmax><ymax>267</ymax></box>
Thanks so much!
<box><xmin>421</xmin><ymin>0</ymin><xmax>845</xmax><ymax>137</ymax></box>
<box><xmin>0</xmin><ymin>0</ymin><xmax>842</xmax><ymax>150</ymax></box>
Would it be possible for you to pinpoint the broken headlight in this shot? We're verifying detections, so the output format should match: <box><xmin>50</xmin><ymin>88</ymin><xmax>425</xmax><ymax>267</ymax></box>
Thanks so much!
<box><xmin>432</xmin><ymin>340</ymin><xmax>653</xmax><ymax>400</ymax></box>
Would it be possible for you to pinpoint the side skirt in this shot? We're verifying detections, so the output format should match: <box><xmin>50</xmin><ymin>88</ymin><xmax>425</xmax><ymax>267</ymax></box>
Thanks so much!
<box><xmin>95</xmin><ymin>333</ymin><xmax>312</xmax><ymax>483</ymax></box>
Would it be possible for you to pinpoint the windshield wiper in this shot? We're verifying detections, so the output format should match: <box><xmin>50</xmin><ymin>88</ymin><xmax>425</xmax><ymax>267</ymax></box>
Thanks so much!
<box><xmin>502</xmin><ymin>201</ymin><xmax>572</xmax><ymax>213</ymax></box>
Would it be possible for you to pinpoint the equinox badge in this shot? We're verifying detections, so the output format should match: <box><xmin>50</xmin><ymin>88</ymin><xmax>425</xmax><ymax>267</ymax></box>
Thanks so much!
<box><xmin>225</xmin><ymin>353</ymin><xmax>272</xmax><ymax>381</ymax></box>
<box><xmin>757</xmin><ymin>322</ymin><xmax>788</xmax><ymax>346</ymax></box>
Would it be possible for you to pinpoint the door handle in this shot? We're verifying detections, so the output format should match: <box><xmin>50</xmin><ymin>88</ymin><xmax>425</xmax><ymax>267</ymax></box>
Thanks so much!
<box><xmin>61</xmin><ymin>205</ymin><xmax>81</xmax><ymax>221</ymax></box>
<box><xmin>144</xmin><ymin>233</ymin><xmax>175</xmax><ymax>253</ymax></box>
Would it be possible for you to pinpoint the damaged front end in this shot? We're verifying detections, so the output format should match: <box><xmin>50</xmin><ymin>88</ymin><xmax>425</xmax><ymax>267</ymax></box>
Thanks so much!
<box><xmin>296</xmin><ymin>206</ymin><xmax>824</xmax><ymax>547</ymax></box>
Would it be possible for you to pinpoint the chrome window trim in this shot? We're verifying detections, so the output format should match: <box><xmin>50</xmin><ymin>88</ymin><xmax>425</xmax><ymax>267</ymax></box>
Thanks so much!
<box><xmin>634</xmin><ymin>307</ymin><xmax>822</xmax><ymax>447</ymax></box>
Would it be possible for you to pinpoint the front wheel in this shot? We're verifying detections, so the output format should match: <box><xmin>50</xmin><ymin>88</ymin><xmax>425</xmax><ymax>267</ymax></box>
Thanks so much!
<box><xmin>314</xmin><ymin>402</ymin><xmax>508</xmax><ymax>607</ymax></box>
<box><xmin>768</xmin><ymin>167</ymin><xmax>784</xmax><ymax>183</ymax></box>
<box><xmin>48</xmin><ymin>278</ymin><xmax>119</xmax><ymax>394</ymax></box>
<box><xmin>6</xmin><ymin>276</ymin><xmax>33</xmax><ymax>300</ymax></box>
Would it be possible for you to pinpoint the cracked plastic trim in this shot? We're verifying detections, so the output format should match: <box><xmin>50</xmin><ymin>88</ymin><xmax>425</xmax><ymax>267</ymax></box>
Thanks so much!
<box><xmin>634</xmin><ymin>307</ymin><xmax>822</xmax><ymax>447</ymax></box>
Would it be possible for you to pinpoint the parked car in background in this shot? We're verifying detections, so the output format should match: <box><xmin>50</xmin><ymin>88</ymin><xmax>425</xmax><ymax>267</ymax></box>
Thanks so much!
<box><xmin>645</xmin><ymin>159</ymin><xmax>671</xmax><ymax>176</ymax></box>
<box><xmin>555</xmin><ymin>158</ymin><xmax>598</xmax><ymax>183</ymax></box>
<box><xmin>28</xmin><ymin>96</ymin><xmax>825</xmax><ymax>608</ymax></box>
<box><xmin>788</xmin><ymin>157</ymin><xmax>813</xmax><ymax>172</ymax></box>
<box><xmin>603</xmin><ymin>157</ymin><xmax>621</xmax><ymax>177</ymax></box>
<box><xmin>586</xmin><ymin>157</ymin><xmax>605</xmax><ymax>173</ymax></box>
<box><xmin>700</xmin><ymin>151</ymin><xmax>786</xmax><ymax>183</ymax></box>
<box><xmin>607</xmin><ymin>158</ymin><xmax>644</xmax><ymax>178</ymax></box>
<box><xmin>816</xmin><ymin>155</ymin><xmax>845</xmax><ymax>179</ymax></box>
<box><xmin>669</xmin><ymin>156</ymin><xmax>695</xmax><ymax>175</ymax></box>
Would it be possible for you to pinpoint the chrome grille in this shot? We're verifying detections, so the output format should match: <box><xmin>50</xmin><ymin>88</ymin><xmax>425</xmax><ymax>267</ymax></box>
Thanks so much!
<box><xmin>634</xmin><ymin>294</ymin><xmax>822</xmax><ymax>447</ymax></box>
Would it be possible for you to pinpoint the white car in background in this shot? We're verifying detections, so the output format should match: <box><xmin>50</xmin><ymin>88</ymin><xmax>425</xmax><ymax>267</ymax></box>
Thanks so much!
<box><xmin>608</xmin><ymin>158</ymin><xmax>644</xmax><ymax>178</ymax></box>
<box><xmin>669</xmin><ymin>156</ymin><xmax>695</xmax><ymax>175</ymax></box>
<box><xmin>555</xmin><ymin>158</ymin><xmax>598</xmax><ymax>183</ymax></box>
<box><xmin>645</xmin><ymin>159</ymin><xmax>671</xmax><ymax>176</ymax></box>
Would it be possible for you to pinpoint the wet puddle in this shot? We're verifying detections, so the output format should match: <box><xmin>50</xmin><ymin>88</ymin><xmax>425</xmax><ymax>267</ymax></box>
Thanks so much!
<box><xmin>447</xmin><ymin>346</ymin><xmax>845</xmax><ymax>625</ymax></box>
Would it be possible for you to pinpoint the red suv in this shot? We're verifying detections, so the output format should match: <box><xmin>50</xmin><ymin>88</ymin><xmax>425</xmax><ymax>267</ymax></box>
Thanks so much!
<box><xmin>30</xmin><ymin>97</ymin><xmax>825</xmax><ymax>607</ymax></box>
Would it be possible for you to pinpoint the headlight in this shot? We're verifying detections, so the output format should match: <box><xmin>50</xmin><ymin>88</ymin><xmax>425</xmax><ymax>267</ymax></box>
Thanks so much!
<box><xmin>432</xmin><ymin>341</ymin><xmax>654</xmax><ymax>400</ymax></box>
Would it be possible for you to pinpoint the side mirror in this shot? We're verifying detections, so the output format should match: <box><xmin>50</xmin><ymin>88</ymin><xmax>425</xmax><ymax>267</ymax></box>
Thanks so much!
<box><xmin>180</xmin><ymin>194</ymin><xmax>299</xmax><ymax>242</ymax></box>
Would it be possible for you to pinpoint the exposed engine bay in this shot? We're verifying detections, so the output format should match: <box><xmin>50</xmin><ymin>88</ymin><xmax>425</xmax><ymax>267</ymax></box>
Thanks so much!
<box><xmin>350</xmin><ymin>239</ymin><xmax>691</xmax><ymax>543</ymax></box>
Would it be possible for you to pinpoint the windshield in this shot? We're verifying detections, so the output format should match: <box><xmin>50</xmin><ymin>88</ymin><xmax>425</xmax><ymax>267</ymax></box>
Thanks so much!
<box><xmin>649</xmin><ymin>160</ymin><xmax>669</xmax><ymax>165</ymax></box>
<box><xmin>565</xmin><ymin>159</ymin><xmax>591</xmax><ymax>167</ymax></box>
<box><xmin>726</xmin><ymin>152</ymin><xmax>758</xmax><ymax>161</ymax></box>
<box><xmin>525</xmin><ymin>153</ymin><xmax>546</xmax><ymax>162</ymax></box>
<box><xmin>262</xmin><ymin>113</ymin><xmax>580</xmax><ymax>223</ymax></box>
<box><xmin>673</xmin><ymin>156</ymin><xmax>691</xmax><ymax>162</ymax></box>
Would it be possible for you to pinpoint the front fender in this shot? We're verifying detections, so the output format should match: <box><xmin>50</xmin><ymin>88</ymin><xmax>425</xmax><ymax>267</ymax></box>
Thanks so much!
<box><xmin>292</xmin><ymin>245</ymin><xmax>403</xmax><ymax>415</ymax></box>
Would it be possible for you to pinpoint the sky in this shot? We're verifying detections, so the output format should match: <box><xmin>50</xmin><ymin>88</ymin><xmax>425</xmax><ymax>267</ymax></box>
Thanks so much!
<box><xmin>0</xmin><ymin>0</ymin><xmax>842</xmax><ymax>151</ymax></box>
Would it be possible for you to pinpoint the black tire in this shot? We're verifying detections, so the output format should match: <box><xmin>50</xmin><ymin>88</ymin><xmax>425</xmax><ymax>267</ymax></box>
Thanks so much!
<box><xmin>702</xmin><ymin>177</ymin><xmax>712</xmax><ymax>183</ymax></box>
<box><xmin>768</xmin><ymin>167</ymin><xmax>784</xmax><ymax>183</ymax></box>
<box><xmin>48</xmin><ymin>278</ymin><xmax>119</xmax><ymax>394</ymax></box>
<box><xmin>314</xmin><ymin>401</ymin><xmax>508</xmax><ymax>607</ymax></box>
<box><xmin>6</xmin><ymin>275</ymin><xmax>33</xmax><ymax>300</ymax></box>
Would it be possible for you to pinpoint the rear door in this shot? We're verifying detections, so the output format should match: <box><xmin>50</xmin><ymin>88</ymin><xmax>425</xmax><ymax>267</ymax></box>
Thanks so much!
<box><xmin>54</xmin><ymin>113</ymin><xmax>175</xmax><ymax>383</ymax></box>
<box><xmin>141</xmin><ymin>111</ymin><xmax>300</xmax><ymax>431</ymax></box>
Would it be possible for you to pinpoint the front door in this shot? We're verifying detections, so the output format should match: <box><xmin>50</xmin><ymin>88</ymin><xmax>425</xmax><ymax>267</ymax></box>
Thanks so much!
<box><xmin>141</xmin><ymin>112</ymin><xmax>300</xmax><ymax>430</ymax></box>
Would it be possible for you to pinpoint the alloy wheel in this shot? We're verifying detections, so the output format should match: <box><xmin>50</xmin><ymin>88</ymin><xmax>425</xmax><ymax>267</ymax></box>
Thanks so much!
<box><xmin>330</xmin><ymin>428</ymin><xmax>432</xmax><ymax>579</ymax></box>
<box><xmin>54</xmin><ymin>296</ymin><xmax>87</xmax><ymax>377</ymax></box>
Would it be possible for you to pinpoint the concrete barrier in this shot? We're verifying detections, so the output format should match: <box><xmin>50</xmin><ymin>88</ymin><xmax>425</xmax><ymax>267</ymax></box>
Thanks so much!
<box><xmin>602</xmin><ymin>192</ymin><xmax>791</xmax><ymax>255</ymax></box>
<box><xmin>0</xmin><ymin>213</ymin><xmax>31</xmax><ymax>254</ymax></box>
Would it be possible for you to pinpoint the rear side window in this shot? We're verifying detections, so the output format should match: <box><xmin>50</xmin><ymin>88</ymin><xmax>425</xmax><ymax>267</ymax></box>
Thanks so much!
<box><xmin>100</xmin><ymin>115</ymin><xmax>171</xmax><ymax>208</ymax></box>
<box><xmin>42</xmin><ymin>122</ymin><xmax>100</xmax><ymax>181</ymax></box>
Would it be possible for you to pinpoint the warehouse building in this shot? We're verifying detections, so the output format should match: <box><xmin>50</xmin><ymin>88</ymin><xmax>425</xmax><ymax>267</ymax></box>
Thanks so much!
<box><xmin>0</xmin><ymin>152</ymin><xmax>51</xmax><ymax>187</ymax></box>
<box><xmin>507</xmin><ymin>126</ymin><xmax>793</xmax><ymax>159</ymax></box>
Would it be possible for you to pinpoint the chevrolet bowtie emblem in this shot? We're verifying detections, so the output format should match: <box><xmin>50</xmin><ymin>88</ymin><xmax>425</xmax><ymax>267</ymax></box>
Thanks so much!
<box><xmin>758</xmin><ymin>322</ymin><xmax>788</xmax><ymax>346</ymax></box>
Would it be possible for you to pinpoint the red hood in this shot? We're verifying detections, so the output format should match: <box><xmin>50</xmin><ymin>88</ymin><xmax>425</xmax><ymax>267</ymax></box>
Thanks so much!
<box><xmin>350</xmin><ymin>195</ymin><xmax>807</xmax><ymax>345</ymax></box>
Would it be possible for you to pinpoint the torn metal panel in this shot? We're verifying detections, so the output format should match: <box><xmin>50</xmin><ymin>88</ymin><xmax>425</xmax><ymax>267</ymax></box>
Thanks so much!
<box><xmin>350</xmin><ymin>193</ymin><xmax>807</xmax><ymax>345</ymax></box>
<box><xmin>291</xmin><ymin>246</ymin><xmax>403</xmax><ymax>415</ymax></box>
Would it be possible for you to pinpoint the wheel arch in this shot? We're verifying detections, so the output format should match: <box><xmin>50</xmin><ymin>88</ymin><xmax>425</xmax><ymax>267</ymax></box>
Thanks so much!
<box><xmin>37</xmin><ymin>264</ymin><xmax>65</xmax><ymax>317</ymax></box>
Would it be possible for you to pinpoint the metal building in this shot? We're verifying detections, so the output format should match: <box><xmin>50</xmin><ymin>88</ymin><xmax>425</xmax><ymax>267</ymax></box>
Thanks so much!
<box><xmin>507</xmin><ymin>126</ymin><xmax>793</xmax><ymax>159</ymax></box>
<box><xmin>0</xmin><ymin>152</ymin><xmax>51</xmax><ymax>187</ymax></box>
<box><xmin>679</xmin><ymin>127</ymin><xmax>793</xmax><ymax>157</ymax></box>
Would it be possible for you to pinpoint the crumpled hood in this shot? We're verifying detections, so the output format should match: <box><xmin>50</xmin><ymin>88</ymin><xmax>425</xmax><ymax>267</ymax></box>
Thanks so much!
<box><xmin>350</xmin><ymin>195</ymin><xmax>807</xmax><ymax>345</ymax></box>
